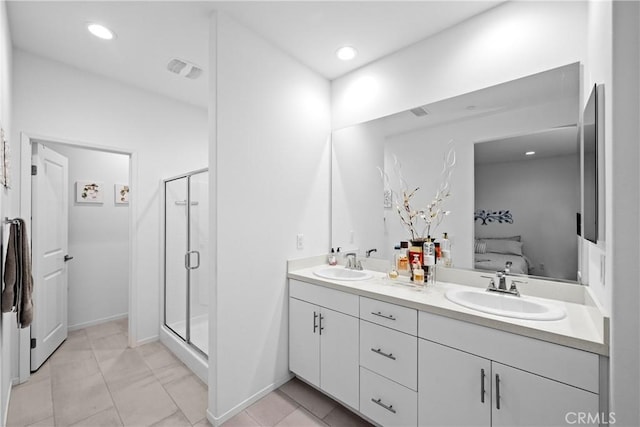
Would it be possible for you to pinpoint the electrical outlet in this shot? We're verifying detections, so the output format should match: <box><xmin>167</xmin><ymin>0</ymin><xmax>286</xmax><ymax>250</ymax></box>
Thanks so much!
<box><xmin>296</xmin><ymin>234</ymin><xmax>304</xmax><ymax>250</ymax></box>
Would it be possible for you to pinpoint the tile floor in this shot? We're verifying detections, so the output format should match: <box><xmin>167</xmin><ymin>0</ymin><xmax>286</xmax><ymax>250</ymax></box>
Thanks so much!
<box><xmin>7</xmin><ymin>319</ymin><xmax>372</xmax><ymax>427</ymax></box>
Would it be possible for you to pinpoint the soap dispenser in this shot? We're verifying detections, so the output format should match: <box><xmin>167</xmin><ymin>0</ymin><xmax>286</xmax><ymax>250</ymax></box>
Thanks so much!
<box><xmin>328</xmin><ymin>248</ymin><xmax>337</xmax><ymax>266</ymax></box>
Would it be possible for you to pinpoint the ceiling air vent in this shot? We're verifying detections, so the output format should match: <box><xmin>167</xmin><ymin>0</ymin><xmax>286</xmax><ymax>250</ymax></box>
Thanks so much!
<box><xmin>410</xmin><ymin>106</ymin><xmax>429</xmax><ymax>117</ymax></box>
<box><xmin>167</xmin><ymin>58</ymin><xmax>203</xmax><ymax>80</ymax></box>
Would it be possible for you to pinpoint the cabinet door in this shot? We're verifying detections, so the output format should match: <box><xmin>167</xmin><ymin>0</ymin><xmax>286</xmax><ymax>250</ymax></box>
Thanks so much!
<box><xmin>418</xmin><ymin>339</ymin><xmax>491</xmax><ymax>427</ymax></box>
<box><xmin>492</xmin><ymin>362</ymin><xmax>599</xmax><ymax>427</ymax></box>
<box><xmin>289</xmin><ymin>298</ymin><xmax>320</xmax><ymax>387</ymax></box>
<box><xmin>320</xmin><ymin>307</ymin><xmax>359</xmax><ymax>410</ymax></box>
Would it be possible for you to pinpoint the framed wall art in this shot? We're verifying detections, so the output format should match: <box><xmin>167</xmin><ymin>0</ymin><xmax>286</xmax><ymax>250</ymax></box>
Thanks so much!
<box><xmin>76</xmin><ymin>181</ymin><xmax>104</xmax><ymax>203</ymax></box>
<box><xmin>115</xmin><ymin>183</ymin><xmax>129</xmax><ymax>204</ymax></box>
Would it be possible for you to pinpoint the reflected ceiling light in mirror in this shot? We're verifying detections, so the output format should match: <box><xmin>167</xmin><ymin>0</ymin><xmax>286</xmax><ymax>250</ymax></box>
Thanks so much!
<box><xmin>525</xmin><ymin>151</ymin><xmax>536</xmax><ymax>156</ymax></box>
<box><xmin>336</xmin><ymin>46</ymin><xmax>358</xmax><ymax>61</ymax></box>
<box><xmin>87</xmin><ymin>23</ymin><xmax>115</xmax><ymax>40</ymax></box>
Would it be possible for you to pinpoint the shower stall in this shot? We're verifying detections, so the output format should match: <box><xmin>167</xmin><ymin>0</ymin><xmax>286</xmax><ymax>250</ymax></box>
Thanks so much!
<box><xmin>160</xmin><ymin>168</ymin><xmax>209</xmax><ymax>383</ymax></box>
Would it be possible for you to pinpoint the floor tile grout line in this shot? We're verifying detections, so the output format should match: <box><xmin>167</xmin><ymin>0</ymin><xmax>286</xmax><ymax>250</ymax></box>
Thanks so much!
<box><xmin>243</xmin><ymin>409</ymin><xmax>262</xmax><ymax>426</ymax></box>
<box><xmin>90</xmin><ymin>329</ymin><xmax>126</xmax><ymax>427</ymax></box>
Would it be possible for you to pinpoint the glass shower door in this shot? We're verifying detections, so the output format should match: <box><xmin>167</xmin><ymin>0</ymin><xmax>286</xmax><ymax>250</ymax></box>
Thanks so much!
<box><xmin>164</xmin><ymin>169</ymin><xmax>209</xmax><ymax>357</ymax></box>
<box><xmin>188</xmin><ymin>171</ymin><xmax>208</xmax><ymax>355</ymax></box>
<box><xmin>164</xmin><ymin>177</ymin><xmax>189</xmax><ymax>342</ymax></box>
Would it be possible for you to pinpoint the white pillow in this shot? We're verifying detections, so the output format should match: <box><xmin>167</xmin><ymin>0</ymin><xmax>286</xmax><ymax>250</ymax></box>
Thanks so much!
<box><xmin>474</xmin><ymin>240</ymin><xmax>487</xmax><ymax>254</ymax></box>
<box><xmin>484</xmin><ymin>239</ymin><xmax>523</xmax><ymax>256</ymax></box>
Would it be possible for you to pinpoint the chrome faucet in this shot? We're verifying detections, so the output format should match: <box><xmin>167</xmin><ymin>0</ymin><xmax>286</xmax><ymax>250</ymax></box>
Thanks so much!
<box><xmin>484</xmin><ymin>270</ymin><xmax>524</xmax><ymax>297</ymax></box>
<box><xmin>496</xmin><ymin>271</ymin><xmax>508</xmax><ymax>290</ymax></box>
<box><xmin>345</xmin><ymin>252</ymin><xmax>363</xmax><ymax>270</ymax></box>
<box><xmin>504</xmin><ymin>260</ymin><xmax>512</xmax><ymax>275</ymax></box>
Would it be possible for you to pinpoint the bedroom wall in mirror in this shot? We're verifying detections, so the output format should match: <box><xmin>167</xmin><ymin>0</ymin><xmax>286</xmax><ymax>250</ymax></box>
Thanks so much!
<box><xmin>331</xmin><ymin>62</ymin><xmax>581</xmax><ymax>284</ymax></box>
<box><xmin>474</xmin><ymin>127</ymin><xmax>580</xmax><ymax>281</ymax></box>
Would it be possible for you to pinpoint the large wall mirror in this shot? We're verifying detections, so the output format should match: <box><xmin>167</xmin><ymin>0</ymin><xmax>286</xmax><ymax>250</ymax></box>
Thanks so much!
<box><xmin>331</xmin><ymin>62</ymin><xmax>581</xmax><ymax>283</ymax></box>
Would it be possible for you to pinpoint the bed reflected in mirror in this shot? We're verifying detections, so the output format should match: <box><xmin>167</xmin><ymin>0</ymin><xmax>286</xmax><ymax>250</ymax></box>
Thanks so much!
<box><xmin>474</xmin><ymin>126</ymin><xmax>580</xmax><ymax>281</ymax></box>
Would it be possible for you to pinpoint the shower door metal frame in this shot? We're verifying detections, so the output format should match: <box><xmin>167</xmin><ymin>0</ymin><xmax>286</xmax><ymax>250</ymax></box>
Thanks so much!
<box><xmin>163</xmin><ymin>167</ymin><xmax>208</xmax><ymax>358</ymax></box>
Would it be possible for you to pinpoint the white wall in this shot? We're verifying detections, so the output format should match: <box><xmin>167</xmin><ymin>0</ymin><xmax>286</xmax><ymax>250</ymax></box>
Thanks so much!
<box><xmin>11</xmin><ymin>50</ymin><xmax>208</xmax><ymax>345</ymax></box>
<box><xmin>610</xmin><ymin>1</ymin><xmax>640</xmax><ymax>425</ymax></box>
<box><xmin>209</xmin><ymin>12</ymin><xmax>331</xmax><ymax>423</ymax></box>
<box><xmin>46</xmin><ymin>144</ymin><xmax>129</xmax><ymax>329</ymax></box>
<box><xmin>0</xmin><ymin>0</ymin><xmax>12</xmax><ymax>423</ymax></box>
<box><xmin>475</xmin><ymin>155</ymin><xmax>579</xmax><ymax>280</ymax></box>
<box><xmin>331</xmin><ymin>1</ymin><xmax>587</xmax><ymax>129</ymax></box>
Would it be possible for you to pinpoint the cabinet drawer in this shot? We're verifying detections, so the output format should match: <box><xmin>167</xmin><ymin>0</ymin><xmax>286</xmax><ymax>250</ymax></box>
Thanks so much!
<box><xmin>360</xmin><ymin>297</ymin><xmax>417</xmax><ymax>335</ymax></box>
<box><xmin>290</xmin><ymin>279</ymin><xmax>358</xmax><ymax>317</ymax></box>
<box><xmin>418</xmin><ymin>311</ymin><xmax>599</xmax><ymax>393</ymax></box>
<box><xmin>360</xmin><ymin>367</ymin><xmax>417</xmax><ymax>427</ymax></box>
<box><xmin>360</xmin><ymin>320</ymin><xmax>418</xmax><ymax>390</ymax></box>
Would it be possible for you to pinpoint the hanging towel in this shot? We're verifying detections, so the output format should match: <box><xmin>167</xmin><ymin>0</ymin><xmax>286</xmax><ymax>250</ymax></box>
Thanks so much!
<box><xmin>1</xmin><ymin>222</ymin><xmax>19</xmax><ymax>313</ymax></box>
<box><xmin>1</xmin><ymin>219</ymin><xmax>34</xmax><ymax>328</ymax></box>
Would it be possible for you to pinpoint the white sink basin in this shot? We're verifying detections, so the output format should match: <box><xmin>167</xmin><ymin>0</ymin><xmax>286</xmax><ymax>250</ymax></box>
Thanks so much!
<box><xmin>445</xmin><ymin>288</ymin><xmax>566</xmax><ymax>321</ymax></box>
<box><xmin>314</xmin><ymin>267</ymin><xmax>373</xmax><ymax>281</ymax></box>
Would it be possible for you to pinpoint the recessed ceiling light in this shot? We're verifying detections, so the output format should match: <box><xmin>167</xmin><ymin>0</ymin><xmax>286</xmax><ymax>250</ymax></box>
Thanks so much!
<box><xmin>336</xmin><ymin>46</ymin><xmax>358</xmax><ymax>61</ymax></box>
<box><xmin>525</xmin><ymin>151</ymin><xmax>536</xmax><ymax>156</ymax></box>
<box><xmin>88</xmin><ymin>23</ymin><xmax>115</xmax><ymax>40</ymax></box>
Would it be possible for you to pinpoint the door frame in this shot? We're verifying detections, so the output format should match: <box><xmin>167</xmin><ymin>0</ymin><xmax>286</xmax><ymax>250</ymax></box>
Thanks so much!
<box><xmin>18</xmin><ymin>132</ymin><xmax>138</xmax><ymax>382</ymax></box>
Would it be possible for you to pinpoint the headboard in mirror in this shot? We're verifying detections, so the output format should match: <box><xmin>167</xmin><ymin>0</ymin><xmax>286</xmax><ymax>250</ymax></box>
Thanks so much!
<box><xmin>331</xmin><ymin>62</ymin><xmax>581</xmax><ymax>283</ymax></box>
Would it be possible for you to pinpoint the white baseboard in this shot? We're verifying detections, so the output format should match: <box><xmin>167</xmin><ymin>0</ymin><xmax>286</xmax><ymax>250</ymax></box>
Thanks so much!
<box><xmin>68</xmin><ymin>312</ymin><xmax>128</xmax><ymax>331</ymax></box>
<box><xmin>3</xmin><ymin>380</ymin><xmax>13</xmax><ymax>427</ymax></box>
<box><xmin>135</xmin><ymin>334</ymin><xmax>159</xmax><ymax>347</ymax></box>
<box><xmin>208</xmin><ymin>373</ymin><xmax>294</xmax><ymax>426</ymax></box>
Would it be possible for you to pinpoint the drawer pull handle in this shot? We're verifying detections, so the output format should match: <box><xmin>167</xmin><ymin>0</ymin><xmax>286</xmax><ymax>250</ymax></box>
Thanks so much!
<box><xmin>319</xmin><ymin>314</ymin><xmax>324</xmax><ymax>335</ymax></box>
<box><xmin>371</xmin><ymin>311</ymin><xmax>396</xmax><ymax>321</ymax></box>
<box><xmin>495</xmin><ymin>374</ymin><xmax>501</xmax><ymax>410</ymax></box>
<box><xmin>480</xmin><ymin>368</ymin><xmax>486</xmax><ymax>403</ymax></box>
<box><xmin>371</xmin><ymin>348</ymin><xmax>397</xmax><ymax>360</ymax></box>
<box><xmin>371</xmin><ymin>398</ymin><xmax>396</xmax><ymax>414</ymax></box>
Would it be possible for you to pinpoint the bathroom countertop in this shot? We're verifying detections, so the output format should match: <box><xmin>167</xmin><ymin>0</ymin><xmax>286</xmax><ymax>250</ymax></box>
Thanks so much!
<box><xmin>288</xmin><ymin>265</ymin><xmax>609</xmax><ymax>356</ymax></box>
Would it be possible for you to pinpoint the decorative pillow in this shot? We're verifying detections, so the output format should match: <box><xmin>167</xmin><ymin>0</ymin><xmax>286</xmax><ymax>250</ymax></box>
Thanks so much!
<box><xmin>474</xmin><ymin>240</ymin><xmax>487</xmax><ymax>254</ymax></box>
<box><xmin>484</xmin><ymin>239</ymin><xmax>523</xmax><ymax>256</ymax></box>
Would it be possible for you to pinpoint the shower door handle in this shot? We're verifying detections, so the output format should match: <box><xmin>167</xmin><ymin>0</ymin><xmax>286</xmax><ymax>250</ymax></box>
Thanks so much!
<box><xmin>185</xmin><ymin>251</ymin><xmax>201</xmax><ymax>270</ymax></box>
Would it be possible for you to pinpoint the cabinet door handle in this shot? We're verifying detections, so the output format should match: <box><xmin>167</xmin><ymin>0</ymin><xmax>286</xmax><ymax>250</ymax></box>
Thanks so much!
<box><xmin>480</xmin><ymin>369</ymin><xmax>486</xmax><ymax>403</ymax></box>
<box><xmin>371</xmin><ymin>398</ymin><xmax>396</xmax><ymax>414</ymax></box>
<box><xmin>371</xmin><ymin>347</ymin><xmax>397</xmax><ymax>360</ymax></box>
<box><xmin>371</xmin><ymin>311</ymin><xmax>396</xmax><ymax>321</ymax></box>
<box><xmin>319</xmin><ymin>314</ymin><xmax>324</xmax><ymax>335</ymax></box>
<box><xmin>313</xmin><ymin>312</ymin><xmax>318</xmax><ymax>334</ymax></box>
<box><xmin>495</xmin><ymin>374</ymin><xmax>501</xmax><ymax>410</ymax></box>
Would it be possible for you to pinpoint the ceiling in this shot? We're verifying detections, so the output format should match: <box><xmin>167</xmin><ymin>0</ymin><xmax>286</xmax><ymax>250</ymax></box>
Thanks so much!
<box><xmin>7</xmin><ymin>1</ymin><xmax>504</xmax><ymax>109</ymax></box>
<box><xmin>474</xmin><ymin>126</ymin><xmax>579</xmax><ymax>165</ymax></box>
<box><xmin>369</xmin><ymin>62</ymin><xmax>580</xmax><ymax>140</ymax></box>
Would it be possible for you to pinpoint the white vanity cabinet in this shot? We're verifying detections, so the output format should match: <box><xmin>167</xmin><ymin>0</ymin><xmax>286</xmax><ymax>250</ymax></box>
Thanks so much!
<box><xmin>418</xmin><ymin>339</ymin><xmax>492</xmax><ymax>426</ymax></box>
<box><xmin>418</xmin><ymin>312</ymin><xmax>601</xmax><ymax>427</ymax></box>
<box><xmin>289</xmin><ymin>280</ymin><xmax>360</xmax><ymax>410</ymax></box>
<box><xmin>287</xmin><ymin>276</ymin><xmax>605</xmax><ymax>427</ymax></box>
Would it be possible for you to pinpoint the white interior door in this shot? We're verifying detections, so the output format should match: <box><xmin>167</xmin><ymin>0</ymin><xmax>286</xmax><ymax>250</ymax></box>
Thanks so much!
<box><xmin>31</xmin><ymin>143</ymin><xmax>69</xmax><ymax>370</ymax></box>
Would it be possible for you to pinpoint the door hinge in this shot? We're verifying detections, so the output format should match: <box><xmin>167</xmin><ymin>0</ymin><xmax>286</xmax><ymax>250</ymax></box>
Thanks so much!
<box><xmin>31</xmin><ymin>165</ymin><xmax>37</xmax><ymax>176</ymax></box>
<box><xmin>30</xmin><ymin>338</ymin><xmax>36</xmax><ymax>349</ymax></box>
